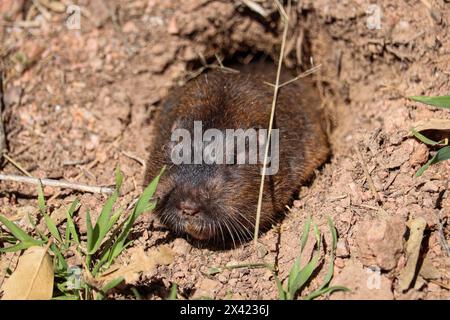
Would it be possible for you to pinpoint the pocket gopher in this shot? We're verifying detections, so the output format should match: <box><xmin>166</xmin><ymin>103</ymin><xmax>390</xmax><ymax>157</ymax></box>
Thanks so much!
<box><xmin>144</xmin><ymin>68</ymin><xmax>329</xmax><ymax>246</ymax></box>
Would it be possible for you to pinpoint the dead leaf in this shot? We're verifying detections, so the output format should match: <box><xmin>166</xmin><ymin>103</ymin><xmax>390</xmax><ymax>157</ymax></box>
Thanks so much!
<box><xmin>398</xmin><ymin>217</ymin><xmax>427</xmax><ymax>291</ymax></box>
<box><xmin>99</xmin><ymin>245</ymin><xmax>174</xmax><ymax>285</ymax></box>
<box><xmin>412</xmin><ymin>118</ymin><xmax>450</xmax><ymax>132</ymax></box>
<box><xmin>411</xmin><ymin>118</ymin><xmax>450</xmax><ymax>144</ymax></box>
<box><xmin>1</xmin><ymin>246</ymin><xmax>54</xmax><ymax>300</ymax></box>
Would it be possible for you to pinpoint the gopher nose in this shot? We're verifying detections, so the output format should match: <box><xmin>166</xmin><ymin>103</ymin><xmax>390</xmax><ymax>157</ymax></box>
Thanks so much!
<box><xmin>177</xmin><ymin>200</ymin><xmax>200</xmax><ymax>216</ymax></box>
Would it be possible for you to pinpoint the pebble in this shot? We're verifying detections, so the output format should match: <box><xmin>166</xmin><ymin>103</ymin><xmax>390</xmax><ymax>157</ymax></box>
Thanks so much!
<box><xmin>336</xmin><ymin>238</ymin><xmax>350</xmax><ymax>258</ymax></box>
<box><xmin>422</xmin><ymin>181</ymin><xmax>439</xmax><ymax>193</ymax></box>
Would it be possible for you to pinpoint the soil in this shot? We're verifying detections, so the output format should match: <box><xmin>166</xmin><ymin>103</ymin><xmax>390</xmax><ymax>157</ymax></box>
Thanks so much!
<box><xmin>0</xmin><ymin>0</ymin><xmax>449</xmax><ymax>300</ymax></box>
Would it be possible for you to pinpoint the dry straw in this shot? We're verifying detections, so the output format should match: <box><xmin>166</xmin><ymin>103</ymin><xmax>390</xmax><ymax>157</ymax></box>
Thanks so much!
<box><xmin>254</xmin><ymin>0</ymin><xmax>290</xmax><ymax>245</ymax></box>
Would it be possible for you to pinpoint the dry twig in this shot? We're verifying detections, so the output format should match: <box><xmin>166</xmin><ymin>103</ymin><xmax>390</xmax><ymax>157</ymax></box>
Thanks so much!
<box><xmin>0</xmin><ymin>174</ymin><xmax>114</xmax><ymax>194</ymax></box>
<box><xmin>264</xmin><ymin>64</ymin><xmax>322</xmax><ymax>88</ymax></box>
<box><xmin>254</xmin><ymin>0</ymin><xmax>289</xmax><ymax>245</ymax></box>
<box><xmin>0</xmin><ymin>70</ymin><xmax>7</xmax><ymax>158</ymax></box>
<box><xmin>2</xmin><ymin>153</ymin><xmax>32</xmax><ymax>177</ymax></box>
<box><xmin>240</xmin><ymin>0</ymin><xmax>269</xmax><ymax>17</ymax></box>
<box><xmin>121</xmin><ymin>150</ymin><xmax>145</xmax><ymax>167</ymax></box>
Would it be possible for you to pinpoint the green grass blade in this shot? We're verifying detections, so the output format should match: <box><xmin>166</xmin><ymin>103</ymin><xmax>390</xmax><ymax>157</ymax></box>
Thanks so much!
<box><xmin>106</xmin><ymin>167</ymin><xmax>165</xmax><ymax>267</ymax></box>
<box><xmin>300</xmin><ymin>215</ymin><xmax>311</xmax><ymax>253</ymax></box>
<box><xmin>26</xmin><ymin>212</ymin><xmax>37</xmax><ymax>228</ymax></box>
<box><xmin>51</xmin><ymin>243</ymin><xmax>68</xmax><ymax>272</ymax></box>
<box><xmin>36</xmin><ymin>183</ymin><xmax>63</xmax><ymax>242</ymax></box>
<box><xmin>289</xmin><ymin>252</ymin><xmax>320</xmax><ymax>299</ymax></box>
<box><xmin>274</xmin><ymin>274</ymin><xmax>286</xmax><ymax>300</ymax></box>
<box><xmin>92</xmin><ymin>249</ymin><xmax>109</xmax><ymax>275</ymax></box>
<box><xmin>328</xmin><ymin>217</ymin><xmax>337</xmax><ymax>251</ymax></box>
<box><xmin>287</xmin><ymin>257</ymin><xmax>300</xmax><ymax>294</ymax></box>
<box><xmin>409</xmin><ymin>95</ymin><xmax>450</xmax><ymax>109</ymax></box>
<box><xmin>37</xmin><ymin>182</ymin><xmax>47</xmax><ymax>216</ymax></box>
<box><xmin>0</xmin><ymin>215</ymin><xmax>41</xmax><ymax>244</ymax></box>
<box><xmin>304</xmin><ymin>285</ymin><xmax>350</xmax><ymax>300</ymax></box>
<box><xmin>96</xmin><ymin>276</ymin><xmax>124</xmax><ymax>300</ymax></box>
<box><xmin>107</xmin><ymin>206</ymin><xmax>124</xmax><ymax>231</ymax></box>
<box><xmin>134</xmin><ymin>166</ymin><xmax>165</xmax><ymax>216</ymax></box>
<box><xmin>131</xmin><ymin>287</ymin><xmax>142</xmax><ymax>300</ymax></box>
<box><xmin>144</xmin><ymin>202</ymin><xmax>157</xmax><ymax>213</ymax></box>
<box><xmin>411</xmin><ymin>129</ymin><xmax>443</xmax><ymax>146</ymax></box>
<box><xmin>65</xmin><ymin>219</ymin><xmax>70</xmax><ymax>245</ymax></box>
<box><xmin>0</xmin><ymin>235</ymin><xmax>16</xmax><ymax>244</ymax></box>
<box><xmin>0</xmin><ymin>241</ymin><xmax>38</xmax><ymax>252</ymax></box>
<box><xmin>416</xmin><ymin>146</ymin><xmax>450</xmax><ymax>177</ymax></box>
<box><xmin>43</xmin><ymin>214</ymin><xmax>62</xmax><ymax>243</ymax></box>
<box><xmin>89</xmin><ymin>192</ymin><xmax>118</xmax><ymax>254</ymax></box>
<box><xmin>89</xmin><ymin>168</ymin><xmax>123</xmax><ymax>255</ymax></box>
<box><xmin>315</xmin><ymin>218</ymin><xmax>338</xmax><ymax>293</ymax></box>
<box><xmin>313</xmin><ymin>223</ymin><xmax>322</xmax><ymax>257</ymax></box>
<box><xmin>114</xmin><ymin>166</ymin><xmax>124</xmax><ymax>190</ymax></box>
<box><xmin>313</xmin><ymin>223</ymin><xmax>321</xmax><ymax>249</ymax></box>
<box><xmin>168</xmin><ymin>283</ymin><xmax>178</xmax><ymax>300</ymax></box>
<box><xmin>66</xmin><ymin>200</ymin><xmax>80</xmax><ymax>245</ymax></box>
<box><xmin>106</xmin><ymin>218</ymin><xmax>132</xmax><ymax>265</ymax></box>
<box><xmin>102</xmin><ymin>276</ymin><xmax>124</xmax><ymax>293</ymax></box>
<box><xmin>86</xmin><ymin>209</ymin><xmax>94</xmax><ymax>253</ymax></box>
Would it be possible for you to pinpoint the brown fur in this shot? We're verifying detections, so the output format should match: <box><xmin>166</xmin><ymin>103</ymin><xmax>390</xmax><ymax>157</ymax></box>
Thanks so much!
<box><xmin>144</xmin><ymin>69</ymin><xmax>329</xmax><ymax>246</ymax></box>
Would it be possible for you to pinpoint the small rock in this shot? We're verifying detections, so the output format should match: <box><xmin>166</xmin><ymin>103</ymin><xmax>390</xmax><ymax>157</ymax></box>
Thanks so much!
<box><xmin>334</xmin><ymin>206</ymin><xmax>345</xmax><ymax>214</ymax></box>
<box><xmin>409</xmin><ymin>143</ymin><xmax>429</xmax><ymax>167</ymax></box>
<box><xmin>293</xmin><ymin>200</ymin><xmax>302</xmax><ymax>208</ymax></box>
<box><xmin>427</xmin><ymin>282</ymin><xmax>441</xmax><ymax>292</ymax></box>
<box><xmin>88</xmin><ymin>0</ymin><xmax>111</xmax><ymax>27</ymax></box>
<box><xmin>386</xmin><ymin>144</ymin><xmax>413</xmax><ymax>169</ymax></box>
<box><xmin>256</xmin><ymin>244</ymin><xmax>268</xmax><ymax>258</ymax></box>
<box><xmin>390</xmin><ymin>20</ymin><xmax>422</xmax><ymax>44</ymax></box>
<box><xmin>218</xmin><ymin>275</ymin><xmax>228</xmax><ymax>283</ymax></box>
<box><xmin>101</xmin><ymin>117</ymin><xmax>124</xmax><ymax>139</ymax></box>
<box><xmin>263</xmin><ymin>269</ymin><xmax>273</xmax><ymax>280</ymax></box>
<box><xmin>4</xmin><ymin>86</ymin><xmax>22</xmax><ymax>107</ymax></box>
<box><xmin>429</xmin><ymin>8</ymin><xmax>442</xmax><ymax>24</ymax></box>
<box><xmin>422</xmin><ymin>198</ymin><xmax>433</xmax><ymax>208</ymax></box>
<box><xmin>408</xmin><ymin>205</ymin><xmax>438</xmax><ymax>228</ymax></box>
<box><xmin>122</xmin><ymin>21</ymin><xmax>138</xmax><ymax>33</ymax></box>
<box><xmin>330</xmin><ymin>260</ymin><xmax>394</xmax><ymax>300</ymax></box>
<box><xmin>180</xmin><ymin>46</ymin><xmax>198</xmax><ymax>61</ymax></box>
<box><xmin>335</xmin><ymin>258</ymin><xmax>345</xmax><ymax>269</ymax></box>
<box><xmin>336</xmin><ymin>238</ymin><xmax>350</xmax><ymax>258</ymax></box>
<box><xmin>356</xmin><ymin>216</ymin><xmax>406</xmax><ymax>270</ymax></box>
<box><xmin>85</xmin><ymin>134</ymin><xmax>100</xmax><ymax>151</ymax></box>
<box><xmin>421</xmin><ymin>181</ymin><xmax>439</xmax><ymax>193</ymax></box>
<box><xmin>90</xmin><ymin>58</ymin><xmax>103</xmax><ymax>71</ymax></box>
<box><xmin>192</xmin><ymin>278</ymin><xmax>220</xmax><ymax>299</ymax></box>
<box><xmin>172</xmin><ymin>238</ymin><xmax>191</xmax><ymax>255</ymax></box>
<box><xmin>167</xmin><ymin>16</ymin><xmax>179</xmax><ymax>35</ymax></box>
